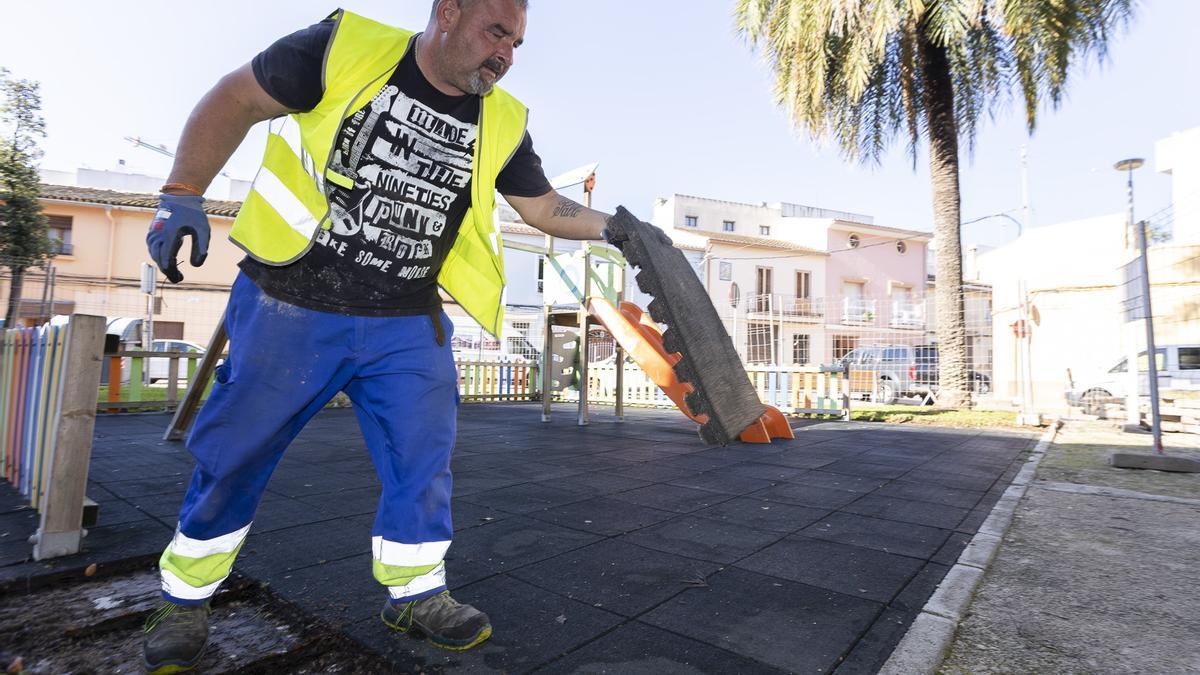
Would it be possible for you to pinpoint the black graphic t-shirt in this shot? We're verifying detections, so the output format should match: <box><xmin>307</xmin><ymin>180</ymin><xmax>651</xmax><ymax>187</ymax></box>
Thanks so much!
<box><xmin>241</xmin><ymin>18</ymin><xmax>553</xmax><ymax>315</ymax></box>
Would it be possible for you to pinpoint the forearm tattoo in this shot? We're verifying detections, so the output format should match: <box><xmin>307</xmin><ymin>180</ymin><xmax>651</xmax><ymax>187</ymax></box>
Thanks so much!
<box><xmin>552</xmin><ymin>196</ymin><xmax>584</xmax><ymax>219</ymax></box>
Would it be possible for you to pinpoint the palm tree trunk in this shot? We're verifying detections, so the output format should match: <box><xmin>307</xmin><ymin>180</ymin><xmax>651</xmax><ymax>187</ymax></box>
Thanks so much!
<box><xmin>4</xmin><ymin>266</ymin><xmax>26</xmax><ymax>328</ymax></box>
<box><xmin>920</xmin><ymin>34</ymin><xmax>970</xmax><ymax>408</ymax></box>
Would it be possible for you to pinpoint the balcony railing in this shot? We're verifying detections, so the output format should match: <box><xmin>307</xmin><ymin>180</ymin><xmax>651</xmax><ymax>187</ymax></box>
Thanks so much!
<box><xmin>841</xmin><ymin>298</ymin><xmax>877</xmax><ymax>324</ymax></box>
<box><xmin>890</xmin><ymin>300</ymin><xmax>926</xmax><ymax>328</ymax></box>
<box><xmin>746</xmin><ymin>294</ymin><xmax>824</xmax><ymax>320</ymax></box>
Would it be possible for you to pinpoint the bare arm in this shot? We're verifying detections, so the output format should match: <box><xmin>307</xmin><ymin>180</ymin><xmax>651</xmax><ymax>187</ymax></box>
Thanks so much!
<box><xmin>505</xmin><ymin>191</ymin><xmax>609</xmax><ymax>241</ymax></box>
<box><xmin>164</xmin><ymin>63</ymin><xmax>294</xmax><ymax>194</ymax></box>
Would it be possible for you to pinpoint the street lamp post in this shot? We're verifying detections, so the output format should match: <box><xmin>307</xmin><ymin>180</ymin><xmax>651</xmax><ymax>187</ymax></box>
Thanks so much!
<box><xmin>1114</xmin><ymin>158</ymin><xmax>1162</xmax><ymax>453</ymax></box>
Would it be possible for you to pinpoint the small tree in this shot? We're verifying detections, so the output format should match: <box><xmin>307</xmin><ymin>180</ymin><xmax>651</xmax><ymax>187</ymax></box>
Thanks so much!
<box><xmin>0</xmin><ymin>68</ymin><xmax>51</xmax><ymax>327</ymax></box>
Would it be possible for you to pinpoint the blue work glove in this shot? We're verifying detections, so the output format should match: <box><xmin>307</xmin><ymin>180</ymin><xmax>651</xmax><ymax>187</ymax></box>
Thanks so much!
<box><xmin>147</xmin><ymin>194</ymin><xmax>210</xmax><ymax>284</ymax></box>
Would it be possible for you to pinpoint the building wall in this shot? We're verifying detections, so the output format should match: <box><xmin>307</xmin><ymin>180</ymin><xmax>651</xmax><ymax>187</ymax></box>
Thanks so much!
<box><xmin>824</xmin><ymin>226</ymin><xmax>928</xmax><ymax>308</ymax></box>
<box><xmin>976</xmin><ymin>212</ymin><xmax>1150</xmax><ymax>411</ymax></box>
<box><xmin>1155</xmin><ymin>126</ymin><xmax>1200</xmax><ymax>245</ymax></box>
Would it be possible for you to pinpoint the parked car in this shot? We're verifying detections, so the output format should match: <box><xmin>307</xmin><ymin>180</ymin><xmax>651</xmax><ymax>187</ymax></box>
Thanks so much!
<box><xmin>833</xmin><ymin>344</ymin><xmax>990</xmax><ymax>404</ymax></box>
<box><xmin>147</xmin><ymin>339</ymin><xmax>209</xmax><ymax>382</ymax></box>
<box><xmin>1065</xmin><ymin>345</ymin><xmax>1200</xmax><ymax>413</ymax></box>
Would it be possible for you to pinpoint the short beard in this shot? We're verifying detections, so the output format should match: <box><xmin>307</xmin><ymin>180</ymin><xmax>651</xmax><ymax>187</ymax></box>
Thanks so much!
<box><xmin>463</xmin><ymin>71</ymin><xmax>493</xmax><ymax>96</ymax></box>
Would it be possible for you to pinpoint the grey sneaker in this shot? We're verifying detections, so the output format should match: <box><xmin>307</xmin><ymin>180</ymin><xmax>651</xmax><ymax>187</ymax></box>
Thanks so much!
<box><xmin>381</xmin><ymin>591</ymin><xmax>492</xmax><ymax>650</ymax></box>
<box><xmin>142</xmin><ymin>601</ymin><xmax>210</xmax><ymax>673</ymax></box>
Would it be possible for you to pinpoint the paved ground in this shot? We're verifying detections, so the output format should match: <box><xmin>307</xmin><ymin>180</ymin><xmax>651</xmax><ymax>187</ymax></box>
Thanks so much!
<box><xmin>0</xmin><ymin>403</ymin><xmax>1034</xmax><ymax>673</ymax></box>
<box><xmin>939</xmin><ymin>421</ymin><xmax>1200</xmax><ymax>674</ymax></box>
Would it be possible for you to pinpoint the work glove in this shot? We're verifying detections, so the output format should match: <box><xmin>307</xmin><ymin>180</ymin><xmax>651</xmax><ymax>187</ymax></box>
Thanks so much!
<box><xmin>147</xmin><ymin>193</ymin><xmax>211</xmax><ymax>283</ymax></box>
<box><xmin>602</xmin><ymin>206</ymin><xmax>674</xmax><ymax>249</ymax></box>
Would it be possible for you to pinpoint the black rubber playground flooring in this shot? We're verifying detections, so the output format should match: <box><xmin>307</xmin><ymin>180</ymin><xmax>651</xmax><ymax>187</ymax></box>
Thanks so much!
<box><xmin>0</xmin><ymin>403</ymin><xmax>1034</xmax><ymax>673</ymax></box>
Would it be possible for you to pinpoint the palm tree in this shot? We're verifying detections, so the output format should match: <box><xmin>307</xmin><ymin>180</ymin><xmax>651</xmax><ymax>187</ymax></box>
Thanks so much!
<box><xmin>734</xmin><ymin>0</ymin><xmax>1133</xmax><ymax>407</ymax></box>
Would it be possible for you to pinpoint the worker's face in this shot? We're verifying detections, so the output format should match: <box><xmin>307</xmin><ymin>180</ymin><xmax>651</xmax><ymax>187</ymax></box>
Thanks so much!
<box><xmin>435</xmin><ymin>0</ymin><xmax>526</xmax><ymax>95</ymax></box>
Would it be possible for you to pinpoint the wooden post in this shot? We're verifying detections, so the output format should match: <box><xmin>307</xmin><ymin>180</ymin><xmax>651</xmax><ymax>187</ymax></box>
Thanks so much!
<box><xmin>164</xmin><ymin>310</ymin><xmax>228</xmax><ymax>441</ymax></box>
<box><xmin>33</xmin><ymin>314</ymin><xmax>106</xmax><ymax>560</ymax></box>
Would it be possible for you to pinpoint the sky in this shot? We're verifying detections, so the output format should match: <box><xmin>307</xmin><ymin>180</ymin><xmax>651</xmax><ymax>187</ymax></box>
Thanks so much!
<box><xmin>2</xmin><ymin>0</ymin><xmax>1197</xmax><ymax>250</ymax></box>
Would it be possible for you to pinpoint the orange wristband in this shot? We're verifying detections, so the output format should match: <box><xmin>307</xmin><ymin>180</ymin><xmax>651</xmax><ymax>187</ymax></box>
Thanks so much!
<box><xmin>160</xmin><ymin>182</ymin><xmax>204</xmax><ymax>196</ymax></box>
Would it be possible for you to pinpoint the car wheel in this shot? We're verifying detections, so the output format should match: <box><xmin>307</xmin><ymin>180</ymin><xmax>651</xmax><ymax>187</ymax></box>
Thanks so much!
<box><xmin>874</xmin><ymin>380</ymin><xmax>897</xmax><ymax>405</ymax></box>
<box><xmin>1081</xmin><ymin>388</ymin><xmax>1112</xmax><ymax>416</ymax></box>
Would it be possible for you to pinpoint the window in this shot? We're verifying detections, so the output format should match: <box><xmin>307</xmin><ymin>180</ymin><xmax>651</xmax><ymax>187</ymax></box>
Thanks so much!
<box><xmin>796</xmin><ymin>271</ymin><xmax>811</xmax><ymax>299</ymax></box>
<box><xmin>847</xmin><ymin>233</ymin><xmax>860</xmax><ymax>249</ymax></box>
<box><xmin>746</xmin><ymin>323</ymin><xmax>779</xmax><ymax>364</ymax></box>
<box><xmin>759</xmin><ymin>225</ymin><xmax>771</xmax><ymax>236</ymax></box>
<box><xmin>792</xmin><ymin>334</ymin><xmax>810</xmax><ymax>365</ymax></box>
<box><xmin>684</xmin><ymin>215</ymin><xmax>698</xmax><ymax>228</ymax></box>
<box><xmin>833</xmin><ymin>335</ymin><xmax>859</xmax><ymax>361</ymax></box>
<box><xmin>1136</xmin><ymin>349</ymin><xmax>1166</xmax><ymax>371</ymax></box>
<box><xmin>723</xmin><ymin>220</ymin><xmax>735</xmax><ymax>232</ymax></box>
<box><xmin>896</xmin><ymin>240</ymin><xmax>908</xmax><ymax>254</ymax></box>
<box><xmin>755</xmin><ymin>267</ymin><xmax>773</xmax><ymax>311</ymax></box>
<box><xmin>537</xmin><ymin>257</ymin><xmax>544</xmax><ymax>293</ymax></box>
<box><xmin>882</xmin><ymin>346</ymin><xmax>910</xmax><ymax>361</ymax></box>
<box><xmin>47</xmin><ymin>215</ymin><xmax>74</xmax><ymax>255</ymax></box>
<box><xmin>1181</xmin><ymin>347</ymin><xmax>1200</xmax><ymax>370</ymax></box>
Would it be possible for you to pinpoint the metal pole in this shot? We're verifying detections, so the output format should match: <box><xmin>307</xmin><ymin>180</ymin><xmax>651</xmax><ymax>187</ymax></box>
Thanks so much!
<box><xmin>578</xmin><ymin>247</ymin><xmax>591</xmax><ymax>426</ymax></box>
<box><xmin>38</xmin><ymin>264</ymin><xmax>52</xmax><ymax>324</ymax></box>
<box><xmin>1135</xmin><ymin>219</ymin><xmax>1164</xmax><ymax>454</ymax></box>
<box><xmin>541</xmin><ymin>235</ymin><xmax>555</xmax><ymax>422</ymax></box>
<box><xmin>1123</xmin><ymin>166</ymin><xmax>1141</xmax><ymax>428</ymax></box>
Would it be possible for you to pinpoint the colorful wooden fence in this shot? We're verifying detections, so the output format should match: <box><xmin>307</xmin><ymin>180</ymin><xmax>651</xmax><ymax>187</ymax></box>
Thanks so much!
<box><xmin>101</xmin><ymin>350</ymin><xmax>210</xmax><ymax>413</ymax></box>
<box><xmin>581</xmin><ymin>362</ymin><xmax>850</xmax><ymax>419</ymax></box>
<box><xmin>0</xmin><ymin>324</ymin><xmax>69</xmax><ymax>510</ymax></box>
<box><xmin>456</xmin><ymin>359</ymin><xmax>541</xmax><ymax>402</ymax></box>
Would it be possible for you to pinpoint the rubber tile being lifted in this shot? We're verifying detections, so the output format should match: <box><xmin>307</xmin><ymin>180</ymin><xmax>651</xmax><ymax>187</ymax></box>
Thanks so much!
<box><xmin>604</xmin><ymin>207</ymin><xmax>765</xmax><ymax>444</ymax></box>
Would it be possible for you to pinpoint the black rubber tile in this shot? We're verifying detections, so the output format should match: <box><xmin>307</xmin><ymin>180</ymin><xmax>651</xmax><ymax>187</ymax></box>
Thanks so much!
<box><xmin>609</xmin><ymin>484</ymin><xmax>735</xmax><ymax>514</ymax></box>
<box><xmin>820</xmin><ymin>459</ymin><xmax>913</xmax><ymax>480</ymax></box>
<box><xmin>755</xmin><ymin>451</ymin><xmax>842</xmax><ymax>470</ymax></box>
<box><xmin>79</xmin><ymin>519</ymin><xmax>174</xmax><ymax>564</ymax></box>
<box><xmin>833</xmin><ymin>607</ymin><xmax>913</xmax><ymax>675</ymax></box>
<box><xmin>954</xmin><ymin>504</ymin><xmax>994</xmax><ymax>534</ymax></box>
<box><xmin>265</xmin><ymin>470</ymin><xmax>381</xmax><ymax>499</ymax></box>
<box><xmin>480</xmin><ymin>461</ymin><xmax>587</xmax><ymax>482</ymax></box>
<box><xmin>890</xmin><ymin>562</ymin><xmax>951</xmax><ymax>613</ymax></box>
<box><xmin>653</xmin><ymin>454</ymin><xmax>742</xmax><ymax>473</ymax></box>
<box><xmin>751</xmin><ymin>482</ymin><xmax>862</xmax><ymax>509</ymax></box>
<box><xmin>933</xmin><ymin>531</ymin><xmax>973</xmax><ymax>566</ymax></box>
<box><xmin>347</xmin><ymin>574</ymin><xmax>624</xmax><ymax>673</ymax></box>
<box><xmin>252</xmin><ymin>496</ymin><xmax>339</xmax><ymax>533</ymax></box>
<box><xmin>666</xmin><ymin>471</ymin><xmax>777</xmax><ymax>495</ymax></box>
<box><xmin>736</xmin><ymin>535</ymin><xmax>925</xmax><ymax>603</ymax></box>
<box><xmin>786</xmin><ymin>469</ymin><xmax>889</xmax><ymax>494</ymax></box>
<box><xmin>641</xmin><ymin>566</ymin><xmax>880</xmax><ymax>674</ymax></box>
<box><xmin>459</xmin><ymin>481</ymin><xmax>586</xmax><ymax>515</ymax></box>
<box><xmin>800</xmin><ymin>512</ymin><xmax>951</xmax><ymax>559</ymax></box>
<box><xmin>266</xmin><ymin>552</ymin><xmax>384</xmax><ymax>628</ymax></box>
<box><xmin>723</xmin><ymin>461</ymin><xmax>809</xmax><ymax>482</ymax></box>
<box><xmin>126</xmin><ymin>490</ymin><xmax>185</xmax><ymax>520</ymax></box>
<box><xmin>539</xmin><ymin>621</ymin><xmax>786</xmax><ymax>674</ymax></box>
<box><xmin>449</xmin><ymin>470</ymin><xmax>527</xmax><ymax>497</ymax></box>
<box><xmin>842</xmin><ymin>494</ymin><xmax>969</xmax><ymax>530</ymax></box>
<box><xmin>622</xmin><ymin>515</ymin><xmax>783</xmax><ymax>564</ymax></box>
<box><xmin>96</xmin><ymin>473</ymin><xmax>189</xmax><ymax>499</ymax></box>
<box><xmin>451</xmin><ymin>499</ymin><xmax>513</xmax><ymax>532</ymax></box>
<box><xmin>525</xmin><ymin>496</ymin><xmax>677</xmax><ymax>537</ymax></box>
<box><xmin>532</xmin><ymin>471</ymin><xmax>653</xmax><ymax>498</ymax></box>
<box><xmin>510</xmin><ymin>538</ymin><xmax>720</xmax><ymax>617</ymax></box>
<box><xmin>692</xmin><ymin>496</ymin><xmax>828</xmax><ymax>534</ymax></box>
<box><xmin>900</xmin><ymin>468</ymin><xmax>997</xmax><ymax>491</ymax></box>
<box><xmin>876</xmin><ymin>480</ymin><xmax>986</xmax><ymax>509</ymax></box>
<box><xmin>601</xmin><ymin>463</ymin><xmax>705</xmax><ymax>483</ymax></box>
<box><xmin>443</xmin><ymin>515</ymin><xmax>601</xmax><ymax>587</ymax></box>
<box><xmin>296</xmin><ymin>485</ymin><xmax>380</xmax><ymax>519</ymax></box>
<box><xmin>238</xmin><ymin>516</ymin><xmax>372</xmax><ymax>577</ymax></box>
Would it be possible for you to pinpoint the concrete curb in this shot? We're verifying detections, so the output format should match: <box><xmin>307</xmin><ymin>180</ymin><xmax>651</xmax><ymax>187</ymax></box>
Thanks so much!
<box><xmin>878</xmin><ymin>419</ymin><xmax>1062</xmax><ymax>675</ymax></box>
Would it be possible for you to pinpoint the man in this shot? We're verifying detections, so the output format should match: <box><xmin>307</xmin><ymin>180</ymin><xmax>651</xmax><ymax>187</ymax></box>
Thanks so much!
<box><xmin>142</xmin><ymin>1</ymin><xmax>613</xmax><ymax>671</ymax></box>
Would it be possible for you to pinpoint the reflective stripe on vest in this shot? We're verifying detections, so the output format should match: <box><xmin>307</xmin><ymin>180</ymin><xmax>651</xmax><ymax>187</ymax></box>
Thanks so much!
<box><xmin>230</xmin><ymin>10</ymin><xmax>528</xmax><ymax>337</ymax></box>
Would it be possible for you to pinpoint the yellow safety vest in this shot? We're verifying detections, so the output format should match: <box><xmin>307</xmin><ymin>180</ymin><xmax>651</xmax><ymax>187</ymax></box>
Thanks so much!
<box><xmin>230</xmin><ymin>10</ymin><xmax>528</xmax><ymax>337</ymax></box>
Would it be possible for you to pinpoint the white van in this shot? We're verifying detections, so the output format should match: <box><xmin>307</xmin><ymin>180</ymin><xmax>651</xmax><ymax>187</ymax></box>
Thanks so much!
<box><xmin>1065</xmin><ymin>345</ymin><xmax>1200</xmax><ymax>410</ymax></box>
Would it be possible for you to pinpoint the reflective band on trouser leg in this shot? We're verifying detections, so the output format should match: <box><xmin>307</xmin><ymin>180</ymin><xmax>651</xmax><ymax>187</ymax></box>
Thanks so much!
<box><xmin>159</xmin><ymin>522</ymin><xmax>252</xmax><ymax>604</ymax></box>
<box><xmin>372</xmin><ymin>537</ymin><xmax>452</xmax><ymax>601</ymax></box>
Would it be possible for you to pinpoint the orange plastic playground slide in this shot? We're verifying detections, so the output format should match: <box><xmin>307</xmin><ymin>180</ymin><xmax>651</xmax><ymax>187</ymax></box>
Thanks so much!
<box><xmin>587</xmin><ymin>298</ymin><xmax>793</xmax><ymax>444</ymax></box>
